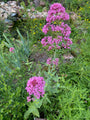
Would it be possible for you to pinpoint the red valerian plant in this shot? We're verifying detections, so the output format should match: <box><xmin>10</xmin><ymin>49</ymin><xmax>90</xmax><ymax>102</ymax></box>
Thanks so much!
<box><xmin>41</xmin><ymin>3</ymin><xmax>72</xmax><ymax>65</ymax></box>
<box><xmin>24</xmin><ymin>3</ymin><xmax>72</xmax><ymax>119</ymax></box>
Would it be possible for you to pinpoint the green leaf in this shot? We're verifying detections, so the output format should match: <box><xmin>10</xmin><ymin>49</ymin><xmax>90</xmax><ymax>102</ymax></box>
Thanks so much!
<box><xmin>3</xmin><ymin>34</ymin><xmax>13</xmax><ymax>47</ymax></box>
<box><xmin>24</xmin><ymin>106</ymin><xmax>39</xmax><ymax>120</ymax></box>
<box><xmin>32</xmin><ymin>106</ymin><xmax>39</xmax><ymax>117</ymax></box>
<box><xmin>17</xmin><ymin>29</ymin><xmax>24</xmax><ymax>45</ymax></box>
<box><xmin>16</xmin><ymin>40</ymin><xmax>23</xmax><ymax>45</ymax></box>
<box><xmin>3</xmin><ymin>41</ymin><xmax>10</xmax><ymax>48</ymax></box>
<box><xmin>33</xmin><ymin>99</ymin><xmax>43</xmax><ymax>108</ymax></box>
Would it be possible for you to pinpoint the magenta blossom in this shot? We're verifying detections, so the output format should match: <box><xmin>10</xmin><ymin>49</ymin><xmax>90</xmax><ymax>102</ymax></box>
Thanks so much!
<box><xmin>52</xmin><ymin>58</ymin><xmax>59</xmax><ymax>66</ymax></box>
<box><xmin>9</xmin><ymin>47</ymin><xmax>14</xmax><ymax>53</ymax></box>
<box><xmin>41</xmin><ymin>36</ymin><xmax>61</xmax><ymax>51</ymax></box>
<box><xmin>46</xmin><ymin>57</ymin><xmax>52</xmax><ymax>65</ymax></box>
<box><xmin>47</xmin><ymin>57</ymin><xmax>59</xmax><ymax>66</ymax></box>
<box><xmin>46</xmin><ymin>3</ymin><xmax>69</xmax><ymax>23</ymax></box>
<box><xmin>25</xmin><ymin>76</ymin><xmax>45</xmax><ymax>102</ymax></box>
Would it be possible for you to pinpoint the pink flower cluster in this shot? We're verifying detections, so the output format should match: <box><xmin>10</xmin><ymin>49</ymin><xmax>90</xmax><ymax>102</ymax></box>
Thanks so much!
<box><xmin>47</xmin><ymin>58</ymin><xmax>59</xmax><ymax>66</ymax></box>
<box><xmin>25</xmin><ymin>76</ymin><xmax>45</xmax><ymax>102</ymax></box>
<box><xmin>41</xmin><ymin>36</ymin><xmax>62</xmax><ymax>51</ymax></box>
<box><xmin>9</xmin><ymin>47</ymin><xmax>14</xmax><ymax>53</ymax></box>
<box><xmin>42</xmin><ymin>22</ymin><xmax>71</xmax><ymax>36</ymax></box>
<box><xmin>41</xmin><ymin>3</ymin><xmax>72</xmax><ymax>50</ymax></box>
<box><xmin>42</xmin><ymin>23</ymin><xmax>50</xmax><ymax>35</ymax></box>
<box><xmin>46</xmin><ymin>3</ymin><xmax>69</xmax><ymax>23</ymax></box>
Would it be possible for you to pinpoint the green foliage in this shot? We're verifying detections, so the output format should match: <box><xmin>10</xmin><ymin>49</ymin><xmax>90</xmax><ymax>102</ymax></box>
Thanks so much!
<box><xmin>0</xmin><ymin>69</ymin><xmax>27</xmax><ymax>120</ymax></box>
<box><xmin>11</xmin><ymin>18</ymin><xmax>45</xmax><ymax>44</ymax></box>
<box><xmin>43</xmin><ymin>84</ymin><xmax>90</xmax><ymax>120</ymax></box>
<box><xmin>0</xmin><ymin>20</ymin><xmax>6</xmax><ymax>43</ymax></box>
<box><xmin>43</xmin><ymin>66</ymin><xmax>60</xmax><ymax>94</ymax></box>
<box><xmin>24</xmin><ymin>99</ymin><xmax>43</xmax><ymax>119</ymax></box>
<box><xmin>0</xmin><ymin>29</ymin><xmax>32</xmax><ymax>70</ymax></box>
<box><xmin>78</xmin><ymin>1</ymin><xmax>90</xmax><ymax>20</ymax></box>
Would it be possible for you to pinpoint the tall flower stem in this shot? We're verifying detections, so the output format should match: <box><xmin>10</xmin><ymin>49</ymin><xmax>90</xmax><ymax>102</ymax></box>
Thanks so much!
<box><xmin>54</xmin><ymin>49</ymin><xmax>56</xmax><ymax>59</ymax></box>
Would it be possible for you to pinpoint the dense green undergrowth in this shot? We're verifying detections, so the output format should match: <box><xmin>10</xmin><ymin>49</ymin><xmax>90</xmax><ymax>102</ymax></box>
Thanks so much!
<box><xmin>0</xmin><ymin>0</ymin><xmax>90</xmax><ymax>120</ymax></box>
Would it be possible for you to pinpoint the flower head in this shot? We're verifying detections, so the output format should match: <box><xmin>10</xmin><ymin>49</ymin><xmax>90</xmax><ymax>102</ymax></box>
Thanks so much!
<box><xmin>46</xmin><ymin>3</ymin><xmax>69</xmax><ymax>23</ymax></box>
<box><xmin>47</xmin><ymin>57</ymin><xmax>59</xmax><ymax>66</ymax></box>
<box><xmin>52</xmin><ymin>58</ymin><xmax>59</xmax><ymax>66</ymax></box>
<box><xmin>46</xmin><ymin>57</ymin><xmax>52</xmax><ymax>65</ymax></box>
<box><xmin>25</xmin><ymin>76</ymin><xmax>45</xmax><ymax>102</ymax></box>
<box><xmin>9</xmin><ymin>47</ymin><xmax>14</xmax><ymax>53</ymax></box>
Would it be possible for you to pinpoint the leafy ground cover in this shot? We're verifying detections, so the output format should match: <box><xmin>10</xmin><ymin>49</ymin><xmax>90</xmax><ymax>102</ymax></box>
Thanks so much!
<box><xmin>0</xmin><ymin>0</ymin><xmax>90</xmax><ymax>120</ymax></box>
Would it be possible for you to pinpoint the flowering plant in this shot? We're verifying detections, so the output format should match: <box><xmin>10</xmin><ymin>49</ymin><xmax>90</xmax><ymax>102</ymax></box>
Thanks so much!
<box><xmin>24</xmin><ymin>70</ymin><xmax>60</xmax><ymax>119</ymax></box>
<box><xmin>24</xmin><ymin>77</ymin><xmax>46</xmax><ymax>119</ymax></box>
<box><xmin>24</xmin><ymin>3</ymin><xmax>72</xmax><ymax>119</ymax></box>
<box><xmin>41</xmin><ymin>3</ymin><xmax>72</xmax><ymax>66</ymax></box>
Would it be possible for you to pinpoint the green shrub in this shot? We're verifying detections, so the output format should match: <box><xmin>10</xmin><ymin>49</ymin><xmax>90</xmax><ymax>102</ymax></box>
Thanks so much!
<box><xmin>0</xmin><ymin>65</ymin><xmax>33</xmax><ymax>120</ymax></box>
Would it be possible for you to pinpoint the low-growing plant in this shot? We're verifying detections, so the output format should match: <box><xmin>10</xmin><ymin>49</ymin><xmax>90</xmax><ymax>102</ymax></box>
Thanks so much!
<box><xmin>0</xmin><ymin>63</ymin><xmax>34</xmax><ymax>120</ymax></box>
<box><xmin>1</xmin><ymin>29</ymin><xmax>32</xmax><ymax>69</ymax></box>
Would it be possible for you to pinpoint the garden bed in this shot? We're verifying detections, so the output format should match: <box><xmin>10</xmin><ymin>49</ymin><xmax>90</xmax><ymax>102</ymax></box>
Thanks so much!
<box><xmin>0</xmin><ymin>0</ymin><xmax>90</xmax><ymax>120</ymax></box>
